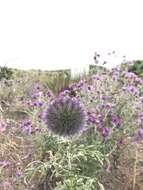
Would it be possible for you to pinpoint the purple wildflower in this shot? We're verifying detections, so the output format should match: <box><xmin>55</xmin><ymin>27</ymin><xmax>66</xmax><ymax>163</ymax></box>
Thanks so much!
<box><xmin>59</xmin><ymin>90</ymin><xmax>71</xmax><ymax>97</ymax></box>
<box><xmin>102</xmin><ymin>103</ymin><xmax>114</xmax><ymax>110</ymax></box>
<box><xmin>46</xmin><ymin>90</ymin><xmax>53</xmax><ymax>98</ymax></box>
<box><xmin>124</xmin><ymin>72</ymin><xmax>137</xmax><ymax>80</ymax></box>
<box><xmin>101</xmin><ymin>127</ymin><xmax>111</xmax><ymax>138</ymax></box>
<box><xmin>112</xmin><ymin>74</ymin><xmax>119</xmax><ymax>81</ymax></box>
<box><xmin>87</xmin><ymin>111</ymin><xmax>97</xmax><ymax>124</ymax></box>
<box><xmin>111</xmin><ymin>115</ymin><xmax>122</xmax><ymax>127</ymax></box>
<box><xmin>124</xmin><ymin>86</ymin><xmax>140</xmax><ymax>96</ymax></box>
<box><xmin>76</xmin><ymin>80</ymin><xmax>85</xmax><ymax>89</ymax></box>
<box><xmin>29</xmin><ymin>100</ymin><xmax>44</xmax><ymax>107</ymax></box>
<box><xmin>16</xmin><ymin>169</ymin><xmax>23</xmax><ymax>177</ymax></box>
<box><xmin>34</xmin><ymin>83</ymin><xmax>42</xmax><ymax>91</ymax></box>
<box><xmin>19</xmin><ymin>119</ymin><xmax>33</xmax><ymax>134</ymax></box>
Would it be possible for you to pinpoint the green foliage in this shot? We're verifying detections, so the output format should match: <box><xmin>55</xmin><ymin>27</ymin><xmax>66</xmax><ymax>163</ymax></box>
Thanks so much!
<box><xmin>1</xmin><ymin>62</ymin><xmax>143</xmax><ymax>189</ymax></box>
<box><xmin>24</xmin><ymin>133</ymin><xmax>105</xmax><ymax>190</ymax></box>
<box><xmin>0</xmin><ymin>66</ymin><xmax>13</xmax><ymax>80</ymax></box>
<box><xmin>89</xmin><ymin>65</ymin><xmax>108</xmax><ymax>75</ymax></box>
<box><xmin>39</xmin><ymin>70</ymin><xmax>71</xmax><ymax>94</ymax></box>
<box><xmin>128</xmin><ymin>60</ymin><xmax>143</xmax><ymax>77</ymax></box>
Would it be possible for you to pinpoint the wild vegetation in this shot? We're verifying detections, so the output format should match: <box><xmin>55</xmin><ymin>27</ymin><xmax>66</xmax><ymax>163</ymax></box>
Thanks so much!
<box><xmin>0</xmin><ymin>60</ymin><xmax>143</xmax><ymax>189</ymax></box>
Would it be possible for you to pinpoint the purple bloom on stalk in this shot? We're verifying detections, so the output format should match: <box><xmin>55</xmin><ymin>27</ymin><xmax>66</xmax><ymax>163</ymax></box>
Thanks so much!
<box><xmin>124</xmin><ymin>72</ymin><xmax>137</xmax><ymax>80</ymax></box>
<box><xmin>30</xmin><ymin>101</ymin><xmax>44</xmax><ymax>107</ymax></box>
<box><xmin>34</xmin><ymin>83</ymin><xmax>42</xmax><ymax>91</ymax></box>
<box><xmin>59</xmin><ymin>90</ymin><xmax>71</xmax><ymax>97</ymax></box>
<box><xmin>124</xmin><ymin>86</ymin><xmax>140</xmax><ymax>96</ymax></box>
<box><xmin>102</xmin><ymin>103</ymin><xmax>114</xmax><ymax>110</ymax></box>
<box><xmin>44</xmin><ymin>96</ymin><xmax>86</xmax><ymax>137</ymax></box>
<box><xmin>111</xmin><ymin>115</ymin><xmax>122</xmax><ymax>127</ymax></box>
<box><xmin>87</xmin><ymin>112</ymin><xmax>104</xmax><ymax>129</ymax></box>
<box><xmin>16</xmin><ymin>169</ymin><xmax>23</xmax><ymax>177</ymax></box>
<box><xmin>46</xmin><ymin>90</ymin><xmax>53</xmax><ymax>98</ymax></box>
<box><xmin>60</xmin><ymin>86</ymin><xmax>77</xmax><ymax>98</ymax></box>
<box><xmin>87</xmin><ymin>111</ymin><xmax>97</xmax><ymax>124</ymax></box>
<box><xmin>101</xmin><ymin>127</ymin><xmax>111</xmax><ymax>138</ymax></box>
<box><xmin>76</xmin><ymin>80</ymin><xmax>85</xmax><ymax>89</ymax></box>
<box><xmin>112</xmin><ymin>74</ymin><xmax>119</xmax><ymax>81</ymax></box>
<box><xmin>112</xmin><ymin>66</ymin><xmax>120</xmax><ymax>81</ymax></box>
<box><xmin>101</xmin><ymin>95</ymin><xmax>109</xmax><ymax>101</ymax></box>
<box><xmin>19</xmin><ymin>119</ymin><xmax>33</xmax><ymax>134</ymax></box>
<box><xmin>135</xmin><ymin>77</ymin><xmax>143</xmax><ymax>85</ymax></box>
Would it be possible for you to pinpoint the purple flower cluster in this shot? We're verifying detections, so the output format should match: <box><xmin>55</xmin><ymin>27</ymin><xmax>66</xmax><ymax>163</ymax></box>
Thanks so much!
<box><xmin>112</xmin><ymin>66</ymin><xmax>120</xmax><ymax>81</ymax></box>
<box><xmin>59</xmin><ymin>86</ymin><xmax>77</xmax><ymax>98</ymax></box>
<box><xmin>87</xmin><ymin>111</ymin><xmax>111</xmax><ymax>138</ymax></box>
<box><xmin>124</xmin><ymin>71</ymin><xmax>143</xmax><ymax>85</ymax></box>
<box><xmin>19</xmin><ymin>119</ymin><xmax>42</xmax><ymax>134</ymax></box>
<box><xmin>27</xmin><ymin>84</ymin><xmax>45</xmax><ymax>107</ymax></box>
<box><xmin>87</xmin><ymin>111</ymin><xmax>103</xmax><ymax>127</ymax></box>
<box><xmin>59</xmin><ymin>89</ymin><xmax>71</xmax><ymax>97</ymax></box>
<box><xmin>101</xmin><ymin>127</ymin><xmax>111</xmax><ymax>138</ymax></box>
<box><xmin>124</xmin><ymin>72</ymin><xmax>137</xmax><ymax>80</ymax></box>
<box><xmin>16</xmin><ymin>169</ymin><xmax>23</xmax><ymax>177</ymax></box>
<box><xmin>111</xmin><ymin>115</ymin><xmax>122</xmax><ymax>128</ymax></box>
<box><xmin>101</xmin><ymin>102</ymin><xmax>115</xmax><ymax>110</ymax></box>
<box><xmin>19</xmin><ymin>119</ymin><xmax>33</xmax><ymax>134</ymax></box>
<box><xmin>123</xmin><ymin>86</ymin><xmax>140</xmax><ymax>96</ymax></box>
<box><xmin>34</xmin><ymin>83</ymin><xmax>42</xmax><ymax>91</ymax></box>
<box><xmin>31</xmin><ymin>101</ymin><xmax>44</xmax><ymax>107</ymax></box>
<box><xmin>46</xmin><ymin>90</ymin><xmax>54</xmax><ymax>98</ymax></box>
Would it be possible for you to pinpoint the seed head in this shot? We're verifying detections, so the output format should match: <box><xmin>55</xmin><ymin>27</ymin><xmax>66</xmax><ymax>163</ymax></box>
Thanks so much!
<box><xmin>44</xmin><ymin>96</ymin><xmax>86</xmax><ymax>137</ymax></box>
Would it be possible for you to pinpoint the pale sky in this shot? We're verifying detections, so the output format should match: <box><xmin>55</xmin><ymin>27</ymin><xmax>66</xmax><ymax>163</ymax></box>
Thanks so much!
<box><xmin>0</xmin><ymin>0</ymin><xmax>143</xmax><ymax>75</ymax></box>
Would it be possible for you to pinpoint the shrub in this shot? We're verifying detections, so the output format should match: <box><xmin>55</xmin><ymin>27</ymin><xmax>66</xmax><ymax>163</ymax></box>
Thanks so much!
<box><xmin>128</xmin><ymin>60</ymin><xmax>143</xmax><ymax>77</ymax></box>
<box><xmin>0</xmin><ymin>66</ymin><xmax>13</xmax><ymax>80</ymax></box>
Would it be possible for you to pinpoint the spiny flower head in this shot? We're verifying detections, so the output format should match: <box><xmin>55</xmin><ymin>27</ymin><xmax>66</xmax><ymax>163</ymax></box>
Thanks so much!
<box><xmin>44</xmin><ymin>96</ymin><xmax>86</xmax><ymax>137</ymax></box>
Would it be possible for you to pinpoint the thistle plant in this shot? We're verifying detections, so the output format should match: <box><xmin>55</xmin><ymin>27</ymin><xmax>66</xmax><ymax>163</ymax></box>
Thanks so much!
<box><xmin>44</xmin><ymin>96</ymin><xmax>86</xmax><ymax>137</ymax></box>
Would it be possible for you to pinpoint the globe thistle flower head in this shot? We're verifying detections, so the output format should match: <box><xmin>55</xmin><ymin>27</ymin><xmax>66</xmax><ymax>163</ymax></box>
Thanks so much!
<box><xmin>44</xmin><ymin>96</ymin><xmax>86</xmax><ymax>137</ymax></box>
